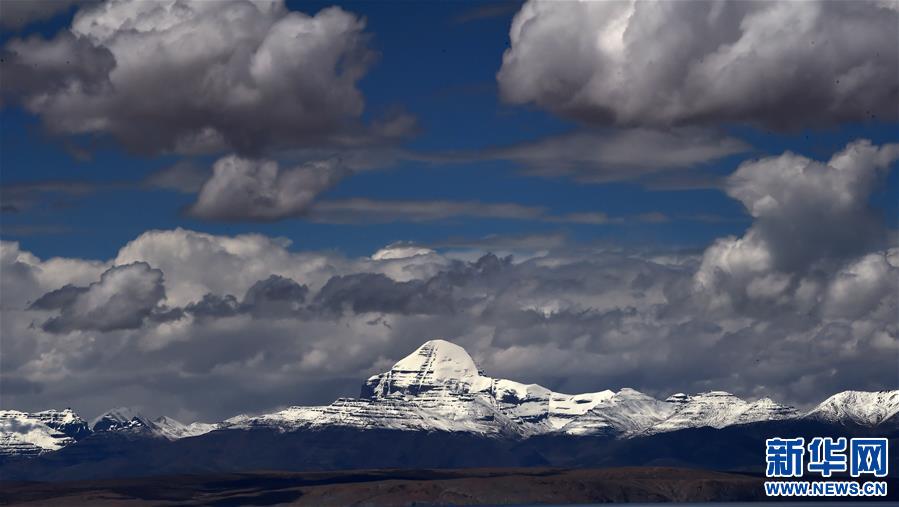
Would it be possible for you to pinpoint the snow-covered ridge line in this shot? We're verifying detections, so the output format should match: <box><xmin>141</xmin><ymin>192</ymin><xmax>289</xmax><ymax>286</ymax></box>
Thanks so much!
<box><xmin>805</xmin><ymin>390</ymin><xmax>899</xmax><ymax>427</ymax></box>
<box><xmin>2</xmin><ymin>340</ymin><xmax>897</xmax><ymax>459</ymax></box>
<box><xmin>0</xmin><ymin>407</ymin><xmax>221</xmax><ymax>458</ymax></box>
<box><xmin>225</xmin><ymin>340</ymin><xmax>896</xmax><ymax>437</ymax></box>
<box><xmin>0</xmin><ymin>409</ymin><xmax>89</xmax><ymax>457</ymax></box>
<box><xmin>90</xmin><ymin>408</ymin><xmax>221</xmax><ymax>440</ymax></box>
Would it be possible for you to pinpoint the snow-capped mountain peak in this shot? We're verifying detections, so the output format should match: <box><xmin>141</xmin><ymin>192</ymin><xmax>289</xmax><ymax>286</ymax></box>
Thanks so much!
<box><xmin>33</xmin><ymin>408</ymin><xmax>91</xmax><ymax>439</ymax></box>
<box><xmin>224</xmin><ymin>340</ymin><xmax>891</xmax><ymax>439</ymax></box>
<box><xmin>805</xmin><ymin>390</ymin><xmax>899</xmax><ymax>427</ymax></box>
<box><xmin>3</xmin><ymin>341</ymin><xmax>896</xmax><ymax>461</ymax></box>
<box><xmin>88</xmin><ymin>409</ymin><xmax>218</xmax><ymax>440</ymax></box>
<box><xmin>34</xmin><ymin>408</ymin><xmax>80</xmax><ymax>424</ymax></box>
<box><xmin>393</xmin><ymin>339</ymin><xmax>482</xmax><ymax>380</ymax></box>
<box><xmin>568</xmin><ymin>388</ymin><xmax>676</xmax><ymax>435</ymax></box>
<box><xmin>91</xmin><ymin>407</ymin><xmax>155</xmax><ymax>433</ymax></box>
<box><xmin>152</xmin><ymin>416</ymin><xmax>219</xmax><ymax>440</ymax></box>
<box><xmin>0</xmin><ymin>409</ymin><xmax>88</xmax><ymax>457</ymax></box>
<box><xmin>652</xmin><ymin>390</ymin><xmax>797</xmax><ymax>433</ymax></box>
<box><xmin>362</xmin><ymin>339</ymin><xmax>492</xmax><ymax>399</ymax></box>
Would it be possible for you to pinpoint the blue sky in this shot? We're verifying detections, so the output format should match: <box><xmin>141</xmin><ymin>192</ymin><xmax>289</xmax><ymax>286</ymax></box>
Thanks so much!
<box><xmin>1</xmin><ymin>0</ymin><xmax>897</xmax><ymax>418</ymax></box>
<box><xmin>3</xmin><ymin>0</ymin><xmax>894</xmax><ymax>261</ymax></box>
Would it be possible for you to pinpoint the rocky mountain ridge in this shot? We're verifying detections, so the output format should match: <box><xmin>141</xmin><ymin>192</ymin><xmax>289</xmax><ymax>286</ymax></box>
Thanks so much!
<box><xmin>3</xmin><ymin>339</ymin><xmax>897</xmax><ymax>459</ymax></box>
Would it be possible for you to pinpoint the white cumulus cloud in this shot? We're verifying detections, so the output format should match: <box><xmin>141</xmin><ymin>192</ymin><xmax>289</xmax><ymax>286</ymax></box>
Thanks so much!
<box><xmin>498</xmin><ymin>0</ymin><xmax>898</xmax><ymax>129</ymax></box>
<box><xmin>1</xmin><ymin>0</ymin><xmax>400</xmax><ymax>155</ymax></box>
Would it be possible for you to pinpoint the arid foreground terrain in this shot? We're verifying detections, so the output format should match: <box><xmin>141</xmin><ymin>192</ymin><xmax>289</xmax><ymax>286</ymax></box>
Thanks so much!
<box><xmin>0</xmin><ymin>466</ymin><xmax>777</xmax><ymax>506</ymax></box>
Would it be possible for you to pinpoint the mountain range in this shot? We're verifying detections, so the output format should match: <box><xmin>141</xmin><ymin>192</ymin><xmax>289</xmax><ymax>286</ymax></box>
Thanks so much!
<box><xmin>2</xmin><ymin>339</ymin><xmax>897</xmax><ymax>479</ymax></box>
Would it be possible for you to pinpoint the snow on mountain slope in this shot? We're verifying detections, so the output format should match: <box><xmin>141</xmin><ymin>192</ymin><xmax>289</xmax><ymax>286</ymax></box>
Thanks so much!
<box><xmin>89</xmin><ymin>409</ymin><xmax>218</xmax><ymax>440</ymax></box>
<box><xmin>224</xmin><ymin>340</ymin><xmax>897</xmax><ymax>438</ymax></box>
<box><xmin>805</xmin><ymin>390</ymin><xmax>899</xmax><ymax>426</ymax></box>
<box><xmin>7</xmin><ymin>341</ymin><xmax>897</xmax><ymax>456</ymax></box>
<box><xmin>353</xmin><ymin>341</ymin><xmax>801</xmax><ymax>436</ymax></box>
<box><xmin>362</xmin><ymin>339</ymin><xmax>493</xmax><ymax>399</ymax></box>
<box><xmin>91</xmin><ymin>407</ymin><xmax>157</xmax><ymax>434</ymax></box>
<box><xmin>33</xmin><ymin>408</ymin><xmax>91</xmax><ymax>440</ymax></box>
<box><xmin>739</xmin><ymin>397</ymin><xmax>800</xmax><ymax>423</ymax></box>
<box><xmin>227</xmin><ymin>340</ymin><xmax>688</xmax><ymax>437</ymax></box>
<box><xmin>0</xmin><ymin>410</ymin><xmax>87</xmax><ymax>457</ymax></box>
<box><xmin>482</xmin><ymin>379</ymin><xmax>618</xmax><ymax>434</ymax></box>
<box><xmin>230</xmin><ymin>341</ymin><xmax>523</xmax><ymax>435</ymax></box>
<box><xmin>231</xmin><ymin>340</ymin><xmax>601</xmax><ymax>436</ymax></box>
<box><xmin>229</xmin><ymin>396</ymin><xmax>514</xmax><ymax>434</ymax></box>
<box><xmin>152</xmin><ymin>416</ymin><xmax>219</xmax><ymax>440</ymax></box>
<box><xmin>354</xmin><ymin>340</ymin><xmax>530</xmax><ymax>434</ymax></box>
<box><xmin>2</xmin><ymin>407</ymin><xmax>220</xmax><ymax>458</ymax></box>
<box><xmin>559</xmin><ymin>388</ymin><xmax>676</xmax><ymax>436</ymax></box>
<box><xmin>358</xmin><ymin>340</ymin><xmax>621</xmax><ymax>435</ymax></box>
<box><xmin>650</xmin><ymin>391</ymin><xmax>797</xmax><ymax>434</ymax></box>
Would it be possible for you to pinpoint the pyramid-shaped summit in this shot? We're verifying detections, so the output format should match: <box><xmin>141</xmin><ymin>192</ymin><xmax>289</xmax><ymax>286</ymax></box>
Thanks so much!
<box><xmin>3</xmin><ymin>340</ymin><xmax>898</xmax><ymax>463</ymax></box>
<box><xmin>362</xmin><ymin>339</ymin><xmax>491</xmax><ymax>399</ymax></box>
<box><xmin>352</xmin><ymin>339</ymin><xmax>810</xmax><ymax>437</ymax></box>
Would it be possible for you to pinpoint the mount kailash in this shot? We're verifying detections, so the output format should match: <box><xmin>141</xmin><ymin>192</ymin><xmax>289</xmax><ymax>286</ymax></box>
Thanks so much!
<box><xmin>4</xmin><ymin>339</ymin><xmax>897</xmax><ymax>461</ymax></box>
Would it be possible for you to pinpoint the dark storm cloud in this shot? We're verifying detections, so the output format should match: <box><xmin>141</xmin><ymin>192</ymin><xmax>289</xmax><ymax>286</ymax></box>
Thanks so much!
<box><xmin>26</xmin><ymin>258</ymin><xmax>312</xmax><ymax>331</ymax></box>
<box><xmin>29</xmin><ymin>262</ymin><xmax>166</xmax><ymax>333</ymax></box>
<box><xmin>242</xmin><ymin>275</ymin><xmax>309</xmax><ymax>318</ymax></box>
<box><xmin>0</xmin><ymin>31</ymin><xmax>114</xmax><ymax>99</ymax></box>
<box><xmin>498</xmin><ymin>0</ymin><xmax>899</xmax><ymax>129</ymax></box>
<box><xmin>0</xmin><ymin>375</ymin><xmax>43</xmax><ymax>396</ymax></box>
<box><xmin>182</xmin><ymin>275</ymin><xmax>309</xmax><ymax>320</ymax></box>
<box><xmin>313</xmin><ymin>255</ymin><xmax>510</xmax><ymax>317</ymax></box>
<box><xmin>183</xmin><ymin>294</ymin><xmax>241</xmax><ymax>320</ymax></box>
<box><xmin>29</xmin><ymin>284</ymin><xmax>88</xmax><ymax>310</ymax></box>
<box><xmin>1</xmin><ymin>0</ymin><xmax>408</xmax><ymax>156</ymax></box>
<box><xmin>314</xmin><ymin>273</ymin><xmax>456</xmax><ymax>317</ymax></box>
